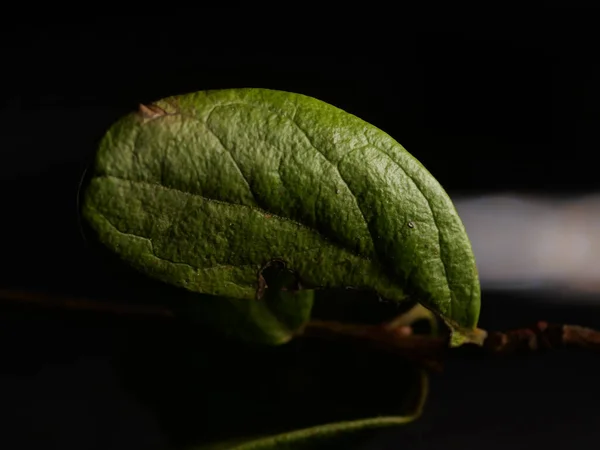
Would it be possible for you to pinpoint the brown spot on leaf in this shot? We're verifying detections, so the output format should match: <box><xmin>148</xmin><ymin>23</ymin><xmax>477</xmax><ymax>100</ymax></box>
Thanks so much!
<box><xmin>138</xmin><ymin>103</ymin><xmax>168</xmax><ymax>120</ymax></box>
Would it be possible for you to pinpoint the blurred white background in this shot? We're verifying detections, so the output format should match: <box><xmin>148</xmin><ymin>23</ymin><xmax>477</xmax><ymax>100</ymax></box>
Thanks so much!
<box><xmin>455</xmin><ymin>194</ymin><xmax>600</xmax><ymax>300</ymax></box>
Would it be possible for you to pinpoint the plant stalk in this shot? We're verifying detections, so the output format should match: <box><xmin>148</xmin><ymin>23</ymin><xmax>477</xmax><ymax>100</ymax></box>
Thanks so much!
<box><xmin>2</xmin><ymin>289</ymin><xmax>600</xmax><ymax>370</ymax></box>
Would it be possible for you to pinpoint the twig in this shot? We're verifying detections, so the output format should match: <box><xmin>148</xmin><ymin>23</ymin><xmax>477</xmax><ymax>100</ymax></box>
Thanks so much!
<box><xmin>2</xmin><ymin>289</ymin><xmax>600</xmax><ymax>369</ymax></box>
<box><xmin>0</xmin><ymin>289</ymin><xmax>173</xmax><ymax>318</ymax></box>
<box><xmin>301</xmin><ymin>319</ymin><xmax>600</xmax><ymax>371</ymax></box>
<box><xmin>484</xmin><ymin>321</ymin><xmax>600</xmax><ymax>353</ymax></box>
<box><xmin>299</xmin><ymin>320</ymin><xmax>448</xmax><ymax>372</ymax></box>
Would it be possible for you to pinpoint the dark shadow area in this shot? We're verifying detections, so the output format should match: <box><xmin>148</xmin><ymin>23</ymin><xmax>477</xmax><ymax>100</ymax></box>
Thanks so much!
<box><xmin>115</xmin><ymin>318</ymin><xmax>423</xmax><ymax>448</ymax></box>
<box><xmin>0</xmin><ymin>297</ymin><xmax>424</xmax><ymax>449</ymax></box>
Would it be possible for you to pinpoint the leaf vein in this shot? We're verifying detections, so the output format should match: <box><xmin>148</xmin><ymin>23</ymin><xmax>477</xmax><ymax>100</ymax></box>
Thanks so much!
<box><xmin>288</xmin><ymin>116</ymin><xmax>376</xmax><ymax>256</ymax></box>
<box><xmin>95</xmin><ymin>175</ymin><xmax>372</xmax><ymax>264</ymax></box>
<box><xmin>94</xmin><ymin>207</ymin><xmax>258</xmax><ymax>272</ymax></box>
<box><xmin>193</xmin><ymin>101</ymin><xmax>452</xmax><ymax>306</ymax></box>
<box><xmin>205</xmin><ymin>108</ymin><xmax>259</xmax><ymax>206</ymax></box>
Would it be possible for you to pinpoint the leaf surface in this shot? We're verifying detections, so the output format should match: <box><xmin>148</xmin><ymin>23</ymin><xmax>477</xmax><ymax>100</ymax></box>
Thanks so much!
<box><xmin>82</xmin><ymin>88</ymin><xmax>480</xmax><ymax>338</ymax></box>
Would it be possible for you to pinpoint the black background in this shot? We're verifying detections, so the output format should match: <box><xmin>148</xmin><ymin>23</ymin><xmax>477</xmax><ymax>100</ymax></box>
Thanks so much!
<box><xmin>1</xmin><ymin>12</ymin><xmax>600</xmax><ymax>449</ymax></box>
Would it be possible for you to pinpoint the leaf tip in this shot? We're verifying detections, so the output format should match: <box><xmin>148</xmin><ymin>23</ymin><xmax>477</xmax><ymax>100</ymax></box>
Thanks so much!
<box><xmin>448</xmin><ymin>326</ymin><xmax>488</xmax><ymax>348</ymax></box>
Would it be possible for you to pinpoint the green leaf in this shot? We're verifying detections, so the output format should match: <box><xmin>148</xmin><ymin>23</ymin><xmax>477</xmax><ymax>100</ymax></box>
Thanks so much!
<box><xmin>81</xmin><ymin>88</ymin><xmax>480</xmax><ymax>339</ymax></box>
<box><xmin>178</xmin><ymin>288</ymin><xmax>315</xmax><ymax>346</ymax></box>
